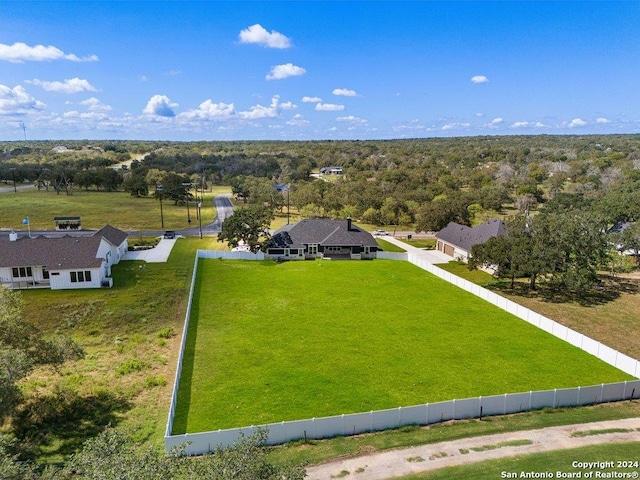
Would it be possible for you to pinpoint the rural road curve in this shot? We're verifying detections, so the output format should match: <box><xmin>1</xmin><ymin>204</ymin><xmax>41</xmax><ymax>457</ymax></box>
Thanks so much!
<box><xmin>305</xmin><ymin>417</ymin><xmax>640</xmax><ymax>479</ymax></box>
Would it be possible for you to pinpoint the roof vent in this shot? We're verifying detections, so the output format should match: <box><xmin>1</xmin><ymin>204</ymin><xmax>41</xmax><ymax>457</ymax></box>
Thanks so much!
<box><xmin>9</xmin><ymin>231</ymin><xmax>18</xmax><ymax>242</ymax></box>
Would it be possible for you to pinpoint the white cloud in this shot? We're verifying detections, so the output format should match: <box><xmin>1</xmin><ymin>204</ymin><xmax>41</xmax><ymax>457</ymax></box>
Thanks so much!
<box><xmin>179</xmin><ymin>99</ymin><xmax>235</xmax><ymax>120</ymax></box>
<box><xmin>0</xmin><ymin>84</ymin><xmax>46</xmax><ymax>115</ymax></box>
<box><xmin>302</xmin><ymin>96</ymin><xmax>322</xmax><ymax>103</ymax></box>
<box><xmin>442</xmin><ymin>122</ymin><xmax>470</xmax><ymax>131</ymax></box>
<box><xmin>336</xmin><ymin>115</ymin><xmax>368</xmax><ymax>125</ymax></box>
<box><xmin>491</xmin><ymin>117</ymin><xmax>503</xmax><ymax>124</ymax></box>
<box><xmin>239</xmin><ymin>24</ymin><xmax>291</xmax><ymax>49</ymax></box>
<box><xmin>280</xmin><ymin>101</ymin><xmax>298</xmax><ymax>110</ymax></box>
<box><xmin>509</xmin><ymin>121</ymin><xmax>547</xmax><ymax>129</ymax></box>
<box><xmin>139</xmin><ymin>75</ymin><xmax>148</xmax><ymax>82</ymax></box>
<box><xmin>471</xmin><ymin>75</ymin><xmax>489</xmax><ymax>84</ymax></box>
<box><xmin>475</xmin><ymin>112</ymin><xmax>485</xmax><ymax>117</ymax></box>
<box><xmin>596</xmin><ymin>117</ymin><xmax>611</xmax><ymax>124</ymax></box>
<box><xmin>316</xmin><ymin>103</ymin><xmax>345</xmax><ymax>111</ymax></box>
<box><xmin>26</xmin><ymin>77</ymin><xmax>98</xmax><ymax>94</ymax></box>
<box><xmin>286</xmin><ymin>113</ymin><xmax>309</xmax><ymax>126</ymax></box>
<box><xmin>63</xmin><ymin>110</ymin><xmax>109</xmax><ymax>121</ymax></box>
<box><xmin>333</xmin><ymin>88</ymin><xmax>357</xmax><ymax>97</ymax></box>
<box><xmin>266</xmin><ymin>63</ymin><xmax>306</xmax><ymax>80</ymax></box>
<box><xmin>0</xmin><ymin>42</ymin><xmax>98</xmax><ymax>63</ymax></box>
<box><xmin>239</xmin><ymin>96</ymin><xmax>280</xmax><ymax>119</ymax></box>
<box><xmin>80</xmin><ymin>97</ymin><xmax>112</xmax><ymax>112</ymax></box>
<box><xmin>143</xmin><ymin>95</ymin><xmax>179</xmax><ymax>117</ymax></box>
<box><xmin>568</xmin><ymin>118</ymin><xmax>587</xmax><ymax>128</ymax></box>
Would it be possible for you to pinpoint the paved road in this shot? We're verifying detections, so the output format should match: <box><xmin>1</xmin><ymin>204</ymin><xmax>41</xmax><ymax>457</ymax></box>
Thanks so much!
<box><xmin>0</xmin><ymin>183</ymin><xmax>36</xmax><ymax>193</ymax></box>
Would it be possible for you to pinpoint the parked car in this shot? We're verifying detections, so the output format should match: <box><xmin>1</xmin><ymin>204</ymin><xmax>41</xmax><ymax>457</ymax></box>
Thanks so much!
<box><xmin>163</xmin><ymin>230</ymin><xmax>176</xmax><ymax>239</ymax></box>
<box><xmin>373</xmin><ymin>230</ymin><xmax>389</xmax><ymax>236</ymax></box>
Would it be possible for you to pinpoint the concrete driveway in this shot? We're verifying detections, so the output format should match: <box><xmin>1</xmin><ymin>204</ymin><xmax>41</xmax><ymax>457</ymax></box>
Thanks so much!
<box><xmin>380</xmin><ymin>235</ymin><xmax>452</xmax><ymax>264</ymax></box>
<box><xmin>122</xmin><ymin>237</ymin><xmax>178</xmax><ymax>263</ymax></box>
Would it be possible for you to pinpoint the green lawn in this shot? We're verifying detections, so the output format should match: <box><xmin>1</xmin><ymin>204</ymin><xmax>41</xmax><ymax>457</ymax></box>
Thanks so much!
<box><xmin>437</xmin><ymin>261</ymin><xmax>496</xmax><ymax>284</ymax></box>
<box><xmin>173</xmin><ymin>259</ymin><xmax>631</xmax><ymax>434</ymax></box>
<box><xmin>376</xmin><ymin>238</ymin><xmax>406</xmax><ymax>252</ymax></box>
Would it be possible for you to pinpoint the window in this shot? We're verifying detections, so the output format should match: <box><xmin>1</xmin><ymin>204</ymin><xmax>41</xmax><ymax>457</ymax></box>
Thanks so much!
<box><xmin>12</xmin><ymin>267</ymin><xmax>33</xmax><ymax>278</ymax></box>
<box><xmin>70</xmin><ymin>270</ymin><xmax>92</xmax><ymax>283</ymax></box>
<box><xmin>42</xmin><ymin>268</ymin><xmax>50</xmax><ymax>279</ymax></box>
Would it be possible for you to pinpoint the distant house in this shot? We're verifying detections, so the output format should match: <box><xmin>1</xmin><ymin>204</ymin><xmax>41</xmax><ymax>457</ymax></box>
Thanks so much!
<box><xmin>435</xmin><ymin>219</ymin><xmax>506</xmax><ymax>262</ymax></box>
<box><xmin>0</xmin><ymin>225</ymin><xmax>128</xmax><ymax>290</ymax></box>
<box><xmin>320</xmin><ymin>166</ymin><xmax>343</xmax><ymax>175</ymax></box>
<box><xmin>265</xmin><ymin>218</ymin><xmax>377</xmax><ymax>260</ymax></box>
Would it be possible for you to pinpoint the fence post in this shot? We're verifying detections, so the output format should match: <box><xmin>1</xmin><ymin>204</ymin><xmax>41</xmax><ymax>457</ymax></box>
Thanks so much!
<box><xmin>553</xmin><ymin>389</ymin><xmax>557</xmax><ymax>408</ymax></box>
<box><xmin>398</xmin><ymin>406</ymin><xmax>402</xmax><ymax>427</ymax></box>
<box><xmin>503</xmin><ymin>393</ymin><xmax>508</xmax><ymax>414</ymax></box>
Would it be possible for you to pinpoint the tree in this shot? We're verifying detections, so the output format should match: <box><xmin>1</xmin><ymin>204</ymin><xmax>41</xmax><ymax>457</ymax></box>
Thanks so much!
<box><xmin>618</xmin><ymin>222</ymin><xmax>640</xmax><ymax>266</ymax></box>
<box><xmin>1</xmin><ymin>428</ymin><xmax>305</xmax><ymax>480</ymax></box>
<box><xmin>415</xmin><ymin>195</ymin><xmax>471</xmax><ymax>232</ymax></box>
<box><xmin>0</xmin><ymin>288</ymin><xmax>84</xmax><ymax>421</ymax></box>
<box><xmin>217</xmin><ymin>205</ymin><xmax>274</xmax><ymax>253</ymax></box>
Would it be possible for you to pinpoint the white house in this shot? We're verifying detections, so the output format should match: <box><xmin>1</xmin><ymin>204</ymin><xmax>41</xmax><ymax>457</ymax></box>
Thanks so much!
<box><xmin>0</xmin><ymin>225</ymin><xmax>128</xmax><ymax>290</ymax></box>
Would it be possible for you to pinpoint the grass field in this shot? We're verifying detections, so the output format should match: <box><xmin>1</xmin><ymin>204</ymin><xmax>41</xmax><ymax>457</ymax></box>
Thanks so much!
<box><xmin>13</xmin><ymin>237</ymin><xmax>224</xmax><ymax>462</ymax></box>
<box><xmin>172</xmin><ymin>259</ymin><xmax>632</xmax><ymax>434</ymax></box>
<box><xmin>0</xmin><ymin>186</ymin><xmax>231</xmax><ymax>230</ymax></box>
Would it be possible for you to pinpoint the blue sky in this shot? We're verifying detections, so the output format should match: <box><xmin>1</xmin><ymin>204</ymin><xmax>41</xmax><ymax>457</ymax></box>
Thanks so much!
<box><xmin>1</xmin><ymin>1</ymin><xmax>638</xmax><ymax>141</ymax></box>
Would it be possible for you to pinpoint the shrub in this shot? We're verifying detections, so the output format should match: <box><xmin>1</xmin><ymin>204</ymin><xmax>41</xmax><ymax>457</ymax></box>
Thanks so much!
<box><xmin>116</xmin><ymin>359</ymin><xmax>148</xmax><ymax>376</ymax></box>
<box><xmin>157</xmin><ymin>327</ymin><xmax>173</xmax><ymax>339</ymax></box>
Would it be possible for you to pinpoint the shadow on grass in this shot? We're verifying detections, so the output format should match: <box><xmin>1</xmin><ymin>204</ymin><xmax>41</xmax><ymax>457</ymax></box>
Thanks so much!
<box><xmin>12</xmin><ymin>388</ymin><xmax>131</xmax><ymax>462</ymax></box>
<box><xmin>489</xmin><ymin>275</ymin><xmax>640</xmax><ymax>307</ymax></box>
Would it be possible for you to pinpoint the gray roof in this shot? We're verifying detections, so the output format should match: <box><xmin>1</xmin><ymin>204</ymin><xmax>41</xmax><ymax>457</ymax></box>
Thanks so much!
<box><xmin>268</xmin><ymin>218</ymin><xmax>377</xmax><ymax>249</ymax></box>
<box><xmin>0</xmin><ymin>225</ymin><xmax>127</xmax><ymax>270</ymax></box>
<box><xmin>435</xmin><ymin>219</ymin><xmax>506</xmax><ymax>252</ymax></box>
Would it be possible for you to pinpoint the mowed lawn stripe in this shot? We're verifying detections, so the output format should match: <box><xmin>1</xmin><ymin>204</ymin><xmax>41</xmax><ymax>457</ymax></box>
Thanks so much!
<box><xmin>172</xmin><ymin>260</ymin><xmax>632</xmax><ymax>434</ymax></box>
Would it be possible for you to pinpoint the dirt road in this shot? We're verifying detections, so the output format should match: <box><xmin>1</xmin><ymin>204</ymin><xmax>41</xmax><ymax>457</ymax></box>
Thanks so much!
<box><xmin>305</xmin><ymin>417</ymin><xmax>640</xmax><ymax>479</ymax></box>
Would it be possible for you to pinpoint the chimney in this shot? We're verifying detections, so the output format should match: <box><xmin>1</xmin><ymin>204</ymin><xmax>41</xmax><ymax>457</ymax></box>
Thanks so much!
<box><xmin>347</xmin><ymin>217</ymin><xmax>352</xmax><ymax>231</ymax></box>
<box><xmin>9</xmin><ymin>231</ymin><xmax>18</xmax><ymax>242</ymax></box>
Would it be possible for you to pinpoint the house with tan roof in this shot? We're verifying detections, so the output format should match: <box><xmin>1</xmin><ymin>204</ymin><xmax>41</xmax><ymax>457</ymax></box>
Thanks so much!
<box><xmin>0</xmin><ymin>225</ymin><xmax>128</xmax><ymax>290</ymax></box>
<box><xmin>265</xmin><ymin>218</ymin><xmax>377</xmax><ymax>260</ymax></box>
<box><xmin>435</xmin><ymin>219</ymin><xmax>506</xmax><ymax>262</ymax></box>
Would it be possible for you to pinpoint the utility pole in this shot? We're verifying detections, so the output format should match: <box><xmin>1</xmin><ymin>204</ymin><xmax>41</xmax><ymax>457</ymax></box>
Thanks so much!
<box><xmin>182</xmin><ymin>182</ymin><xmax>192</xmax><ymax>224</ymax></box>
<box><xmin>157</xmin><ymin>183</ymin><xmax>164</xmax><ymax>228</ymax></box>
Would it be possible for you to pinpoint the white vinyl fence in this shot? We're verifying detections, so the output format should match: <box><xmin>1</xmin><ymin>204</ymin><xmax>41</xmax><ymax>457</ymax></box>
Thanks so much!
<box><xmin>406</xmin><ymin>254</ymin><xmax>640</xmax><ymax>379</ymax></box>
<box><xmin>165</xmin><ymin>251</ymin><xmax>640</xmax><ymax>455</ymax></box>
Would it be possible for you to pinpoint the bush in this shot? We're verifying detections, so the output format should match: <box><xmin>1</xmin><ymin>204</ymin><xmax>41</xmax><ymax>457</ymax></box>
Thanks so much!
<box><xmin>157</xmin><ymin>327</ymin><xmax>173</xmax><ymax>339</ymax></box>
<box><xmin>116</xmin><ymin>359</ymin><xmax>148</xmax><ymax>376</ymax></box>
<box><xmin>144</xmin><ymin>376</ymin><xmax>167</xmax><ymax>388</ymax></box>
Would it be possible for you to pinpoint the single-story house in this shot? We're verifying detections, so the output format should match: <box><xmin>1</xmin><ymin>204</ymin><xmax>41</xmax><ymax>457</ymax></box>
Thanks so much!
<box><xmin>0</xmin><ymin>225</ymin><xmax>128</xmax><ymax>290</ymax></box>
<box><xmin>265</xmin><ymin>218</ymin><xmax>378</xmax><ymax>260</ymax></box>
<box><xmin>435</xmin><ymin>219</ymin><xmax>506</xmax><ymax>262</ymax></box>
<box><xmin>320</xmin><ymin>166</ymin><xmax>343</xmax><ymax>175</ymax></box>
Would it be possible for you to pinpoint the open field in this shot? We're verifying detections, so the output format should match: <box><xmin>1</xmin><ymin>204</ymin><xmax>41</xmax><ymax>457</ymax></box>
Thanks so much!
<box><xmin>0</xmin><ymin>186</ymin><xmax>231</xmax><ymax>231</ymax></box>
<box><xmin>173</xmin><ymin>259</ymin><xmax>632</xmax><ymax>434</ymax></box>
<box><xmin>13</xmin><ymin>237</ymin><xmax>225</xmax><ymax>462</ymax></box>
